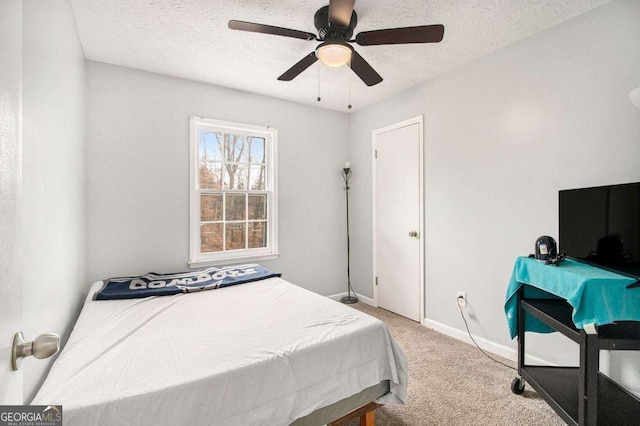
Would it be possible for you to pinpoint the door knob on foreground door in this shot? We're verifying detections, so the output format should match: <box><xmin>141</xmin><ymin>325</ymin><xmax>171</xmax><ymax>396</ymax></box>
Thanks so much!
<box><xmin>409</xmin><ymin>231</ymin><xmax>419</xmax><ymax>238</ymax></box>
<box><xmin>11</xmin><ymin>331</ymin><xmax>61</xmax><ymax>371</ymax></box>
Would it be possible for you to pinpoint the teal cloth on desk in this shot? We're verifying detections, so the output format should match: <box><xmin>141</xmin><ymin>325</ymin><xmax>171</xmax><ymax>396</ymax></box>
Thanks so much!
<box><xmin>505</xmin><ymin>256</ymin><xmax>640</xmax><ymax>339</ymax></box>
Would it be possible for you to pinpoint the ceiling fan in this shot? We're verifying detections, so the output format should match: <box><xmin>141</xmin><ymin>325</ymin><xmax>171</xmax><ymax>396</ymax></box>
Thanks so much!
<box><xmin>228</xmin><ymin>0</ymin><xmax>444</xmax><ymax>87</ymax></box>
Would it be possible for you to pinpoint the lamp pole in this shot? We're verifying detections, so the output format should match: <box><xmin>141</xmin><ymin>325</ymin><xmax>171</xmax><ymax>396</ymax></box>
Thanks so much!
<box><xmin>341</xmin><ymin>162</ymin><xmax>357</xmax><ymax>304</ymax></box>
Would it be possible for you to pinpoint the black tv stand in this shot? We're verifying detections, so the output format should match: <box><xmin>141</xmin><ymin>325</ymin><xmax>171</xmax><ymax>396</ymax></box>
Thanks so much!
<box><xmin>512</xmin><ymin>288</ymin><xmax>640</xmax><ymax>425</ymax></box>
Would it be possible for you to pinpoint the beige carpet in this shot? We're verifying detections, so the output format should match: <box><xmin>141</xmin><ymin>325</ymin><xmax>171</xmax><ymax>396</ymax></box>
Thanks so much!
<box><xmin>343</xmin><ymin>303</ymin><xmax>564</xmax><ymax>426</ymax></box>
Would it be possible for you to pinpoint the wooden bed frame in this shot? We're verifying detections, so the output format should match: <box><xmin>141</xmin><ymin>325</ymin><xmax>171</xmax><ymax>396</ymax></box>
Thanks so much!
<box><xmin>329</xmin><ymin>402</ymin><xmax>382</xmax><ymax>426</ymax></box>
<box><xmin>290</xmin><ymin>380</ymin><xmax>390</xmax><ymax>426</ymax></box>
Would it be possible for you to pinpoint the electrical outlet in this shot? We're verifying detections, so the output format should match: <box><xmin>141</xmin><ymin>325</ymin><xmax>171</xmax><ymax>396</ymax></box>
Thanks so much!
<box><xmin>457</xmin><ymin>291</ymin><xmax>467</xmax><ymax>308</ymax></box>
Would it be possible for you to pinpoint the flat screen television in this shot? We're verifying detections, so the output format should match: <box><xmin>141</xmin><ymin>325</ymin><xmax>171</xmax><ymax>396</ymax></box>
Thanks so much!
<box><xmin>559</xmin><ymin>181</ymin><xmax>640</xmax><ymax>287</ymax></box>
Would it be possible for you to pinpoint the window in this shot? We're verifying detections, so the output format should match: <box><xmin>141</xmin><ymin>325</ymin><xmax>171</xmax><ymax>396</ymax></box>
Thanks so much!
<box><xmin>189</xmin><ymin>117</ymin><xmax>278</xmax><ymax>266</ymax></box>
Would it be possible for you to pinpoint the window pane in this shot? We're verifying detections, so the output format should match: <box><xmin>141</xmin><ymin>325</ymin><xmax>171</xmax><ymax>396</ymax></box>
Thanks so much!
<box><xmin>240</xmin><ymin>137</ymin><xmax>265</xmax><ymax>164</ymax></box>
<box><xmin>248</xmin><ymin>222</ymin><xmax>267</xmax><ymax>249</ymax></box>
<box><xmin>225</xmin><ymin>194</ymin><xmax>246</xmax><ymax>221</ymax></box>
<box><xmin>200</xmin><ymin>161</ymin><xmax>222</xmax><ymax>189</ymax></box>
<box><xmin>224</xmin><ymin>163</ymin><xmax>248</xmax><ymax>190</ymax></box>
<box><xmin>248</xmin><ymin>195</ymin><xmax>267</xmax><ymax>220</ymax></box>
<box><xmin>201</xmin><ymin>194</ymin><xmax>222</xmax><ymax>221</ymax></box>
<box><xmin>225</xmin><ymin>134</ymin><xmax>246</xmax><ymax>163</ymax></box>
<box><xmin>201</xmin><ymin>223</ymin><xmax>223</xmax><ymax>253</ymax></box>
<box><xmin>249</xmin><ymin>165</ymin><xmax>266</xmax><ymax>190</ymax></box>
<box><xmin>199</xmin><ymin>131</ymin><xmax>223</xmax><ymax>161</ymax></box>
<box><xmin>226</xmin><ymin>223</ymin><xmax>246</xmax><ymax>250</ymax></box>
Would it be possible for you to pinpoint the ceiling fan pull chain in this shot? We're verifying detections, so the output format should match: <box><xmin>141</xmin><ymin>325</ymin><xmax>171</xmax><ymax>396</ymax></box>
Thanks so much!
<box><xmin>347</xmin><ymin>58</ymin><xmax>353</xmax><ymax>110</ymax></box>
<box><xmin>317</xmin><ymin>62</ymin><xmax>322</xmax><ymax>102</ymax></box>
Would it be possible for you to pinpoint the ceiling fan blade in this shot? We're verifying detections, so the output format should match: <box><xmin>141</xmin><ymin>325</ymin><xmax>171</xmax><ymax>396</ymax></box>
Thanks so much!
<box><xmin>355</xmin><ymin>24</ymin><xmax>445</xmax><ymax>46</ymax></box>
<box><xmin>328</xmin><ymin>0</ymin><xmax>355</xmax><ymax>28</ymax></box>
<box><xmin>277</xmin><ymin>52</ymin><xmax>319</xmax><ymax>81</ymax></box>
<box><xmin>349</xmin><ymin>51</ymin><xmax>382</xmax><ymax>87</ymax></box>
<box><xmin>228</xmin><ymin>20</ymin><xmax>316</xmax><ymax>41</ymax></box>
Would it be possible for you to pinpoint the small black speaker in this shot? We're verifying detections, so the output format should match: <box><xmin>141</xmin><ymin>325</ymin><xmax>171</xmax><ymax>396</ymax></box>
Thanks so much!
<box><xmin>535</xmin><ymin>236</ymin><xmax>557</xmax><ymax>261</ymax></box>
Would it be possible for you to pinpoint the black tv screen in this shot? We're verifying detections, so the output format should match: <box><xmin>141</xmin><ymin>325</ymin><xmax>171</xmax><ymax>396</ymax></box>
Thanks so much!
<box><xmin>559</xmin><ymin>182</ymin><xmax>640</xmax><ymax>280</ymax></box>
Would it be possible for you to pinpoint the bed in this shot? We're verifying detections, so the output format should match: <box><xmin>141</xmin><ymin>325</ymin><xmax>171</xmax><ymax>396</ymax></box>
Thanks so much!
<box><xmin>32</xmin><ymin>269</ymin><xmax>407</xmax><ymax>425</ymax></box>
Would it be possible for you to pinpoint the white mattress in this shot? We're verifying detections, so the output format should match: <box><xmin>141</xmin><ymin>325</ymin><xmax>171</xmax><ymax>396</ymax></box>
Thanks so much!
<box><xmin>32</xmin><ymin>277</ymin><xmax>407</xmax><ymax>425</ymax></box>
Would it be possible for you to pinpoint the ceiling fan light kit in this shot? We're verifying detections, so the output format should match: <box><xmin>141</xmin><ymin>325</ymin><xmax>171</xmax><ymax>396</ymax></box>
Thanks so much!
<box><xmin>316</xmin><ymin>42</ymin><xmax>353</xmax><ymax>67</ymax></box>
<box><xmin>228</xmin><ymin>0</ymin><xmax>444</xmax><ymax>88</ymax></box>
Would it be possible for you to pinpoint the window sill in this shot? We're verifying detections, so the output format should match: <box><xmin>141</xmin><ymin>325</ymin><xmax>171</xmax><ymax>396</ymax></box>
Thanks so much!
<box><xmin>188</xmin><ymin>252</ymin><xmax>280</xmax><ymax>269</ymax></box>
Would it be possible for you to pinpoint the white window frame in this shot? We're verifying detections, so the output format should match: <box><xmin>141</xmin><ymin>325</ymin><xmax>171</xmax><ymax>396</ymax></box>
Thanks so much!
<box><xmin>189</xmin><ymin>116</ymin><xmax>278</xmax><ymax>267</ymax></box>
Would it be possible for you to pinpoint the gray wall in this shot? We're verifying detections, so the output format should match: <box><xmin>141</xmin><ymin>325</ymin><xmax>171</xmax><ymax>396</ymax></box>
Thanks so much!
<box><xmin>86</xmin><ymin>62</ymin><xmax>350</xmax><ymax>296</ymax></box>
<box><xmin>349</xmin><ymin>0</ymin><xmax>640</xmax><ymax>370</ymax></box>
<box><xmin>21</xmin><ymin>0</ymin><xmax>88</xmax><ymax>402</ymax></box>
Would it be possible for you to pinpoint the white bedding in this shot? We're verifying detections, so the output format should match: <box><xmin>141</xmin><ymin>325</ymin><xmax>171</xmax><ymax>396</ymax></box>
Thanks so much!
<box><xmin>32</xmin><ymin>277</ymin><xmax>407</xmax><ymax>425</ymax></box>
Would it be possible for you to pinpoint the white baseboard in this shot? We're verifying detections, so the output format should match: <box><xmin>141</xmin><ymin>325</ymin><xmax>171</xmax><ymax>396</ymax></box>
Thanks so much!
<box><xmin>422</xmin><ymin>317</ymin><xmax>553</xmax><ymax>366</ymax></box>
<box><xmin>327</xmin><ymin>294</ymin><xmax>551</xmax><ymax>366</ymax></box>
<box><xmin>423</xmin><ymin>317</ymin><xmax>518</xmax><ymax>362</ymax></box>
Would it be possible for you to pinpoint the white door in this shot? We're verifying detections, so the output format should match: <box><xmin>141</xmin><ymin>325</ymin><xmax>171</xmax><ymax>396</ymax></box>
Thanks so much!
<box><xmin>373</xmin><ymin>117</ymin><xmax>423</xmax><ymax>322</ymax></box>
<box><xmin>0</xmin><ymin>0</ymin><xmax>24</xmax><ymax>404</ymax></box>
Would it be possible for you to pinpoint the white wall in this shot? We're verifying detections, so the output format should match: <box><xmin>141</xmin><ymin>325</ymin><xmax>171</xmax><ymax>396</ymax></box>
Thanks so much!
<box><xmin>21</xmin><ymin>0</ymin><xmax>87</xmax><ymax>402</ymax></box>
<box><xmin>349</xmin><ymin>0</ymin><xmax>640</xmax><ymax>360</ymax></box>
<box><xmin>86</xmin><ymin>62</ymin><xmax>350</xmax><ymax>296</ymax></box>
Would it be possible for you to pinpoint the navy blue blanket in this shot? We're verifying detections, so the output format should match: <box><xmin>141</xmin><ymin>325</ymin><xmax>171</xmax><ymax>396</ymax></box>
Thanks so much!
<box><xmin>94</xmin><ymin>264</ymin><xmax>281</xmax><ymax>300</ymax></box>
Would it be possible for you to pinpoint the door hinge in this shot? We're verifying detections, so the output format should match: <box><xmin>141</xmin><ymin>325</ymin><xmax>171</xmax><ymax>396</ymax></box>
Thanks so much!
<box><xmin>375</xmin><ymin>150</ymin><xmax>378</xmax><ymax>159</ymax></box>
<box><xmin>375</xmin><ymin>276</ymin><xmax>378</xmax><ymax>286</ymax></box>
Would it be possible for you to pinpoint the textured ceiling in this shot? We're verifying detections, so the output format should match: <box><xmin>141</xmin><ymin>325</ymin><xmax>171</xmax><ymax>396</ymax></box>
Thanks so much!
<box><xmin>69</xmin><ymin>0</ymin><xmax>612</xmax><ymax>112</ymax></box>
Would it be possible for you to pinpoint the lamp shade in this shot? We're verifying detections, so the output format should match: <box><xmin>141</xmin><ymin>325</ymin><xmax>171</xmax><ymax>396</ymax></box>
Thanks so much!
<box><xmin>630</xmin><ymin>87</ymin><xmax>640</xmax><ymax>110</ymax></box>
<box><xmin>316</xmin><ymin>42</ymin><xmax>353</xmax><ymax>67</ymax></box>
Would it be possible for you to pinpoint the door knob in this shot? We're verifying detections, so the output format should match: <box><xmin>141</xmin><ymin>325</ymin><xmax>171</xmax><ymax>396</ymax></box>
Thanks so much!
<box><xmin>11</xmin><ymin>331</ymin><xmax>60</xmax><ymax>371</ymax></box>
<box><xmin>409</xmin><ymin>231</ymin><xmax>419</xmax><ymax>238</ymax></box>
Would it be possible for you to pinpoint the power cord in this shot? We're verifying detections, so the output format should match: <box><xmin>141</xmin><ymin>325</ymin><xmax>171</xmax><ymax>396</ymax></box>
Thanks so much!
<box><xmin>349</xmin><ymin>284</ymin><xmax>359</xmax><ymax>300</ymax></box>
<box><xmin>457</xmin><ymin>296</ymin><xmax>516</xmax><ymax>371</ymax></box>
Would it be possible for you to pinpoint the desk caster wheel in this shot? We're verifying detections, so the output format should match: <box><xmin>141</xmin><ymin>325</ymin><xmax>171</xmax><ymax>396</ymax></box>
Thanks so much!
<box><xmin>511</xmin><ymin>377</ymin><xmax>525</xmax><ymax>394</ymax></box>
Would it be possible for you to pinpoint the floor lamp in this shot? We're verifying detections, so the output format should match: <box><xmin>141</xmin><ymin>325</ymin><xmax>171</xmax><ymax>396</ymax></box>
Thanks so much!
<box><xmin>341</xmin><ymin>162</ymin><xmax>358</xmax><ymax>304</ymax></box>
